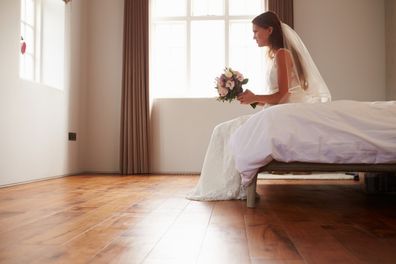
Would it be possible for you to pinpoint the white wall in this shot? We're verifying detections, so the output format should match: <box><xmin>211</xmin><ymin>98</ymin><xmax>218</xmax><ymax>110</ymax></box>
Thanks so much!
<box><xmin>150</xmin><ymin>99</ymin><xmax>259</xmax><ymax>173</ymax></box>
<box><xmin>295</xmin><ymin>0</ymin><xmax>386</xmax><ymax>101</ymax></box>
<box><xmin>0</xmin><ymin>0</ymin><xmax>85</xmax><ymax>186</ymax></box>
<box><xmin>386</xmin><ymin>0</ymin><xmax>396</xmax><ymax>100</ymax></box>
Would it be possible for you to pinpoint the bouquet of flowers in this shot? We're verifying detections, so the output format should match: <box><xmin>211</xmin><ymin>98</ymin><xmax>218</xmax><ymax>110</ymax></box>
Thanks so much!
<box><xmin>215</xmin><ymin>67</ymin><xmax>257</xmax><ymax>109</ymax></box>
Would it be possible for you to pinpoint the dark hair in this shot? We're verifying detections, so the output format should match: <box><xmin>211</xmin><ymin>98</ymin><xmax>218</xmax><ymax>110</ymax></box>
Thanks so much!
<box><xmin>252</xmin><ymin>11</ymin><xmax>284</xmax><ymax>58</ymax></box>
<box><xmin>252</xmin><ymin>11</ymin><xmax>308</xmax><ymax>90</ymax></box>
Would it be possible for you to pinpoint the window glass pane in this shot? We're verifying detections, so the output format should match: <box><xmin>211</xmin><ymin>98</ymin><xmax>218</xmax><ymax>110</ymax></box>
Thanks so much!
<box><xmin>20</xmin><ymin>23</ymin><xmax>25</xmax><ymax>43</ymax></box>
<box><xmin>149</xmin><ymin>0</ymin><xmax>266</xmax><ymax>98</ymax></box>
<box><xmin>24</xmin><ymin>25</ymin><xmax>34</xmax><ymax>54</ymax></box>
<box><xmin>41</xmin><ymin>0</ymin><xmax>65</xmax><ymax>89</ymax></box>
<box><xmin>21</xmin><ymin>0</ymin><xmax>26</xmax><ymax>21</ymax></box>
<box><xmin>20</xmin><ymin>0</ymin><xmax>35</xmax><ymax>81</ymax></box>
<box><xmin>25</xmin><ymin>0</ymin><xmax>35</xmax><ymax>25</ymax></box>
<box><xmin>20</xmin><ymin>55</ymin><xmax>26</xmax><ymax>78</ymax></box>
<box><xmin>229</xmin><ymin>21</ymin><xmax>267</xmax><ymax>94</ymax></box>
<box><xmin>21</xmin><ymin>54</ymin><xmax>34</xmax><ymax>80</ymax></box>
<box><xmin>191</xmin><ymin>0</ymin><xmax>223</xmax><ymax>16</ymax></box>
<box><xmin>152</xmin><ymin>0</ymin><xmax>186</xmax><ymax>17</ymax></box>
<box><xmin>229</xmin><ymin>0</ymin><xmax>262</xmax><ymax>16</ymax></box>
<box><xmin>191</xmin><ymin>21</ymin><xmax>224</xmax><ymax>97</ymax></box>
<box><xmin>151</xmin><ymin>22</ymin><xmax>187</xmax><ymax>98</ymax></box>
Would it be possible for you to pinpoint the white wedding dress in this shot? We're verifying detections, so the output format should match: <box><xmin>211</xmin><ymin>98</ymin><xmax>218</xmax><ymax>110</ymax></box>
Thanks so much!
<box><xmin>186</xmin><ymin>50</ymin><xmax>310</xmax><ymax>201</ymax></box>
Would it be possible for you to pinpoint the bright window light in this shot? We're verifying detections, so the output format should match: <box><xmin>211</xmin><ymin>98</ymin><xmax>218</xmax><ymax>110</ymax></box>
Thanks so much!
<box><xmin>190</xmin><ymin>21</ymin><xmax>224</xmax><ymax>97</ymax></box>
<box><xmin>150</xmin><ymin>0</ymin><xmax>266</xmax><ymax>98</ymax></box>
<box><xmin>191</xmin><ymin>0</ymin><xmax>223</xmax><ymax>16</ymax></box>
<box><xmin>19</xmin><ymin>0</ymin><xmax>65</xmax><ymax>90</ymax></box>
<box><xmin>20</xmin><ymin>0</ymin><xmax>37</xmax><ymax>81</ymax></box>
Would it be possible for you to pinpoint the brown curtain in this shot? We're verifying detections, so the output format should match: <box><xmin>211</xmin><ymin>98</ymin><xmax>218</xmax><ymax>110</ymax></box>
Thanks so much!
<box><xmin>267</xmin><ymin>0</ymin><xmax>294</xmax><ymax>28</ymax></box>
<box><xmin>120</xmin><ymin>0</ymin><xmax>150</xmax><ymax>174</ymax></box>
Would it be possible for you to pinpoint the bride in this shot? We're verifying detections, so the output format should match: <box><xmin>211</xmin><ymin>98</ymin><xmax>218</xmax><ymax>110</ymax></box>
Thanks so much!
<box><xmin>186</xmin><ymin>11</ymin><xmax>331</xmax><ymax>201</ymax></box>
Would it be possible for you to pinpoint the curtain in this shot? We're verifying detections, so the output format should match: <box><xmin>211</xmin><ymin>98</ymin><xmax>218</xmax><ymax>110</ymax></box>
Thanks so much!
<box><xmin>267</xmin><ymin>0</ymin><xmax>294</xmax><ymax>28</ymax></box>
<box><xmin>120</xmin><ymin>0</ymin><xmax>150</xmax><ymax>174</ymax></box>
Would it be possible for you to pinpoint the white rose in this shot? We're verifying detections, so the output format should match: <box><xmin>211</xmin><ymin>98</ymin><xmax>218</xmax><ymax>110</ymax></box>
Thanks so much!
<box><xmin>224</xmin><ymin>69</ymin><xmax>233</xmax><ymax>78</ymax></box>
<box><xmin>225</xmin><ymin>80</ymin><xmax>235</xmax><ymax>90</ymax></box>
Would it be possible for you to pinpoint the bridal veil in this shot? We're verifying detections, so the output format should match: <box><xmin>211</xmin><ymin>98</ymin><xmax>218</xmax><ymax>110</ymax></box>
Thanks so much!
<box><xmin>281</xmin><ymin>22</ymin><xmax>331</xmax><ymax>102</ymax></box>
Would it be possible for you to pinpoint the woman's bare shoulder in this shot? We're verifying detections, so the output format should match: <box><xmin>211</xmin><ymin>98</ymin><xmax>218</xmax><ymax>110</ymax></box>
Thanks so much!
<box><xmin>275</xmin><ymin>48</ymin><xmax>292</xmax><ymax>64</ymax></box>
<box><xmin>275</xmin><ymin>48</ymin><xmax>292</xmax><ymax>58</ymax></box>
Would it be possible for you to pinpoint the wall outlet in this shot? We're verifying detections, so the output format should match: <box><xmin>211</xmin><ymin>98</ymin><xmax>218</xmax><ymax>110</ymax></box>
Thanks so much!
<box><xmin>68</xmin><ymin>132</ymin><xmax>77</xmax><ymax>141</ymax></box>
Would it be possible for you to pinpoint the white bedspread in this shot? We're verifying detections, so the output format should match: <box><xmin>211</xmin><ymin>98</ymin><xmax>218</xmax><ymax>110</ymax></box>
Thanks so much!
<box><xmin>229</xmin><ymin>100</ymin><xmax>396</xmax><ymax>186</ymax></box>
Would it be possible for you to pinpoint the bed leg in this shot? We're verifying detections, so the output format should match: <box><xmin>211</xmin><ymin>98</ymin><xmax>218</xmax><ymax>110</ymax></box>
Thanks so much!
<box><xmin>247</xmin><ymin>174</ymin><xmax>258</xmax><ymax>208</ymax></box>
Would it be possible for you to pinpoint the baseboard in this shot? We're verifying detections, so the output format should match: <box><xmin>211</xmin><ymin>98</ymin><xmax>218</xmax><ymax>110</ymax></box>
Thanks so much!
<box><xmin>148</xmin><ymin>171</ymin><xmax>200</xmax><ymax>176</ymax></box>
<box><xmin>0</xmin><ymin>171</ymin><xmax>201</xmax><ymax>188</ymax></box>
<box><xmin>0</xmin><ymin>172</ymin><xmax>83</xmax><ymax>189</ymax></box>
<box><xmin>78</xmin><ymin>171</ymin><xmax>121</xmax><ymax>175</ymax></box>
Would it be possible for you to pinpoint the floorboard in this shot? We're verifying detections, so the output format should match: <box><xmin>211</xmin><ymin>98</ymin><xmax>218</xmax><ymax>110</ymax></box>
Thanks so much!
<box><xmin>0</xmin><ymin>175</ymin><xmax>395</xmax><ymax>263</ymax></box>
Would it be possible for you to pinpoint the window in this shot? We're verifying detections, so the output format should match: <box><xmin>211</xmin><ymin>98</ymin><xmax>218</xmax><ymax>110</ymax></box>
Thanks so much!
<box><xmin>20</xmin><ymin>0</ymin><xmax>38</xmax><ymax>81</ymax></box>
<box><xmin>150</xmin><ymin>0</ymin><xmax>267</xmax><ymax>98</ymax></box>
<box><xmin>20</xmin><ymin>0</ymin><xmax>65</xmax><ymax>90</ymax></box>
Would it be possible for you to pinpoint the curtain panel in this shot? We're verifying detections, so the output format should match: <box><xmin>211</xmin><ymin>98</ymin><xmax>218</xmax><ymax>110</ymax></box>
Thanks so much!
<box><xmin>120</xmin><ymin>0</ymin><xmax>150</xmax><ymax>174</ymax></box>
<box><xmin>267</xmin><ymin>0</ymin><xmax>294</xmax><ymax>28</ymax></box>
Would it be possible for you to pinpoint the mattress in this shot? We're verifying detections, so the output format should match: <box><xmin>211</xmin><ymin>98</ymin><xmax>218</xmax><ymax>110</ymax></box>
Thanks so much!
<box><xmin>229</xmin><ymin>100</ymin><xmax>396</xmax><ymax>186</ymax></box>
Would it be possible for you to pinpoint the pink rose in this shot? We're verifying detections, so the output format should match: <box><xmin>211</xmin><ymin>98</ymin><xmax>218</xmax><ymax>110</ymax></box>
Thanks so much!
<box><xmin>235</xmin><ymin>71</ymin><xmax>244</xmax><ymax>82</ymax></box>
<box><xmin>218</xmin><ymin>86</ymin><xmax>228</xmax><ymax>96</ymax></box>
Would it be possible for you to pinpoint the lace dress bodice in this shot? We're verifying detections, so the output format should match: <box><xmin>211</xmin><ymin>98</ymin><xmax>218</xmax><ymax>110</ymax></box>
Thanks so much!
<box><xmin>267</xmin><ymin>49</ymin><xmax>307</xmax><ymax>103</ymax></box>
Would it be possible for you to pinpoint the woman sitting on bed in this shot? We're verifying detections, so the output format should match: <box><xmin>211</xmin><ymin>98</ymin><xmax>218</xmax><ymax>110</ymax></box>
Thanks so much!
<box><xmin>186</xmin><ymin>11</ymin><xmax>331</xmax><ymax>201</ymax></box>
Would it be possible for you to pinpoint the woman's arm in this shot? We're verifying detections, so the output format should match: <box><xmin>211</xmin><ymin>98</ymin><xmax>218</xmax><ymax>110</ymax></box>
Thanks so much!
<box><xmin>238</xmin><ymin>49</ymin><xmax>292</xmax><ymax>105</ymax></box>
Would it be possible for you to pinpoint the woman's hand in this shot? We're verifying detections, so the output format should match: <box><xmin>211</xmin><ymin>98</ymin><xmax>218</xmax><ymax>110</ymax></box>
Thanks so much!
<box><xmin>237</xmin><ymin>89</ymin><xmax>257</xmax><ymax>104</ymax></box>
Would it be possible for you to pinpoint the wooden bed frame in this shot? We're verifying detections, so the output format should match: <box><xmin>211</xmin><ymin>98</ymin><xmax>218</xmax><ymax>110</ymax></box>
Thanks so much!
<box><xmin>246</xmin><ymin>161</ymin><xmax>396</xmax><ymax>208</ymax></box>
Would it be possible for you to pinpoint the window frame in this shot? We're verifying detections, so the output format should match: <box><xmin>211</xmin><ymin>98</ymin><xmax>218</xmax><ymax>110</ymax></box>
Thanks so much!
<box><xmin>19</xmin><ymin>0</ymin><xmax>65</xmax><ymax>90</ymax></box>
<box><xmin>150</xmin><ymin>0</ymin><xmax>266</xmax><ymax>98</ymax></box>
<box><xmin>20</xmin><ymin>0</ymin><xmax>41</xmax><ymax>82</ymax></box>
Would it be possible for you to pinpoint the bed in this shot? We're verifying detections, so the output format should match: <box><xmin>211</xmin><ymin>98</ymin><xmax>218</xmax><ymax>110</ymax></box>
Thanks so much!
<box><xmin>246</xmin><ymin>161</ymin><xmax>396</xmax><ymax>207</ymax></box>
<box><xmin>228</xmin><ymin>100</ymin><xmax>396</xmax><ymax>208</ymax></box>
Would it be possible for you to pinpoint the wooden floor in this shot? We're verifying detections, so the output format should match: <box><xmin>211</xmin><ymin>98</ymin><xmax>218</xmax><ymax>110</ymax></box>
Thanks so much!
<box><xmin>1</xmin><ymin>175</ymin><xmax>396</xmax><ymax>264</ymax></box>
